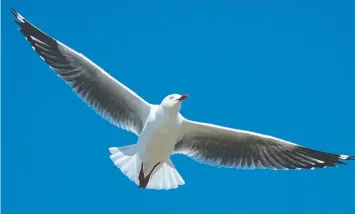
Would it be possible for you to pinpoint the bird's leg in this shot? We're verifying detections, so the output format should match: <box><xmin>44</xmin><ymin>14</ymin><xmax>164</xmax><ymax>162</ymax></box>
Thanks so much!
<box><xmin>144</xmin><ymin>162</ymin><xmax>160</xmax><ymax>184</ymax></box>
<box><xmin>138</xmin><ymin>163</ymin><xmax>145</xmax><ymax>189</ymax></box>
<box><xmin>138</xmin><ymin>162</ymin><xmax>160</xmax><ymax>189</ymax></box>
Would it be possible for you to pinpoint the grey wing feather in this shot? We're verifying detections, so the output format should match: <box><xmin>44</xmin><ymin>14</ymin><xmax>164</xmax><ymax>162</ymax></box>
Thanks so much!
<box><xmin>175</xmin><ymin>119</ymin><xmax>354</xmax><ymax>170</ymax></box>
<box><xmin>12</xmin><ymin>9</ymin><xmax>151</xmax><ymax>135</ymax></box>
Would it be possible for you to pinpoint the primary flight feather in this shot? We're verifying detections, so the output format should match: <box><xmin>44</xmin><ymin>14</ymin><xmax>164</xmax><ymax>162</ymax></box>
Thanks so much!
<box><xmin>12</xmin><ymin>9</ymin><xmax>354</xmax><ymax>190</ymax></box>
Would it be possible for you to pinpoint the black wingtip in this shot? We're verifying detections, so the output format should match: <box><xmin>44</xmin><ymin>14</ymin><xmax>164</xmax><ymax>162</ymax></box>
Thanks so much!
<box><xmin>336</xmin><ymin>160</ymin><xmax>348</xmax><ymax>165</ymax></box>
<box><xmin>10</xmin><ymin>8</ymin><xmax>18</xmax><ymax>17</ymax></box>
<box><xmin>12</xmin><ymin>18</ymin><xmax>22</xmax><ymax>26</ymax></box>
<box><xmin>338</xmin><ymin>155</ymin><xmax>355</xmax><ymax>162</ymax></box>
<box><xmin>10</xmin><ymin>8</ymin><xmax>26</xmax><ymax>25</ymax></box>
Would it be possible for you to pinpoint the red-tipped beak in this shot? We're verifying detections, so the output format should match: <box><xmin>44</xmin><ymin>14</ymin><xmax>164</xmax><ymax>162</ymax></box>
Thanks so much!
<box><xmin>177</xmin><ymin>94</ymin><xmax>188</xmax><ymax>102</ymax></box>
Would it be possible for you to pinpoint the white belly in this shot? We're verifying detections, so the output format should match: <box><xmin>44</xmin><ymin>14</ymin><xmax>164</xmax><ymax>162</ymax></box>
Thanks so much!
<box><xmin>137</xmin><ymin>108</ymin><xmax>180</xmax><ymax>166</ymax></box>
<box><xmin>139</xmin><ymin>124</ymin><xmax>178</xmax><ymax>163</ymax></box>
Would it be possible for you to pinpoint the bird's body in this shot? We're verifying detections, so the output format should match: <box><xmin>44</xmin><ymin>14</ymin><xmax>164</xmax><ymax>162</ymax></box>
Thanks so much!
<box><xmin>12</xmin><ymin>9</ymin><xmax>354</xmax><ymax>190</ymax></box>
<box><xmin>137</xmin><ymin>106</ymin><xmax>181</xmax><ymax>174</ymax></box>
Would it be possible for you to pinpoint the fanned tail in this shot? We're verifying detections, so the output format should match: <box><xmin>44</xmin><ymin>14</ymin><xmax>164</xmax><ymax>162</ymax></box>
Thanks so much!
<box><xmin>109</xmin><ymin>146</ymin><xmax>185</xmax><ymax>190</ymax></box>
<box><xmin>145</xmin><ymin>159</ymin><xmax>185</xmax><ymax>190</ymax></box>
<box><xmin>109</xmin><ymin>145</ymin><xmax>141</xmax><ymax>185</ymax></box>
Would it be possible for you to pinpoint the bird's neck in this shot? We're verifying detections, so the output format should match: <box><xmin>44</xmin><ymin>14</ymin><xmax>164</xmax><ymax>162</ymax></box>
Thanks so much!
<box><xmin>160</xmin><ymin>106</ymin><xmax>180</xmax><ymax>122</ymax></box>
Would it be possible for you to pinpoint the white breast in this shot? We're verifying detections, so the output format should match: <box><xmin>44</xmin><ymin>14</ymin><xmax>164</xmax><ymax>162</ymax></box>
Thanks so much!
<box><xmin>137</xmin><ymin>106</ymin><xmax>180</xmax><ymax>164</ymax></box>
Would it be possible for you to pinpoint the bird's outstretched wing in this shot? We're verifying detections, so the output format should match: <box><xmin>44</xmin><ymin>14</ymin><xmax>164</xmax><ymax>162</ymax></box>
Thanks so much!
<box><xmin>175</xmin><ymin>118</ymin><xmax>354</xmax><ymax>170</ymax></box>
<box><xmin>11</xmin><ymin>9</ymin><xmax>152</xmax><ymax>135</ymax></box>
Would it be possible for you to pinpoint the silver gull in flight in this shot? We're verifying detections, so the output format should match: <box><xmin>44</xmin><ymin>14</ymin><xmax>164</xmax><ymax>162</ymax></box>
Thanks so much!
<box><xmin>12</xmin><ymin>9</ymin><xmax>354</xmax><ymax>190</ymax></box>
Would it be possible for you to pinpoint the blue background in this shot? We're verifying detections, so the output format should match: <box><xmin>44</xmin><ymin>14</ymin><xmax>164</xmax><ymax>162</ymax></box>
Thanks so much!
<box><xmin>2</xmin><ymin>0</ymin><xmax>355</xmax><ymax>213</ymax></box>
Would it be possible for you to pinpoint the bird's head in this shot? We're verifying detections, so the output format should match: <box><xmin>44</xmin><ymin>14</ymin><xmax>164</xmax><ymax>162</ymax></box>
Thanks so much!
<box><xmin>161</xmin><ymin>93</ymin><xmax>188</xmax><ymax>111</ymax></box>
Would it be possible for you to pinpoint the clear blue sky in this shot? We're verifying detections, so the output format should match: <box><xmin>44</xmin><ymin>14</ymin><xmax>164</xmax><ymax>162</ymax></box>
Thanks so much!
<box><xmin>2</xmin><ymin>0</ymin><xmax>355</xmax><ymax>213</ymax></box>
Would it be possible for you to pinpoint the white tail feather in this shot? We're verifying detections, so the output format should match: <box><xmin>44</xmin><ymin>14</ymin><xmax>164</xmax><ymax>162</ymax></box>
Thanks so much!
<box><xmin>109</xmin><ymin>145</ymin><xmax>140</xmax><ymax>185</ymax></box>
<box><xmin>146</xmin><ymin>160</ymin><xmax>185</xmax><ymax>190</ymax></box>
<box><xmin>109</xmin><ymin>145</ymin><xmax>185</xmax><ymax>190</ymax></box>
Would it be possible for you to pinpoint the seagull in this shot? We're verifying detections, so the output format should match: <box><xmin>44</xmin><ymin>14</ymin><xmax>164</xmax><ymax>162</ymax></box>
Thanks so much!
<box><xmin>12</xmin><ymin>9</ymin><xmax>354</xmax><ymax>190</ymax></box>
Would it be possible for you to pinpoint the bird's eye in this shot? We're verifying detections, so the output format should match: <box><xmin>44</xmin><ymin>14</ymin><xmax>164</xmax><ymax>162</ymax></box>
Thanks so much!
<box><xmin>169</xmin><ymin>96</ymin><xmax>174</xmax><ymax>100</ymax></box>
